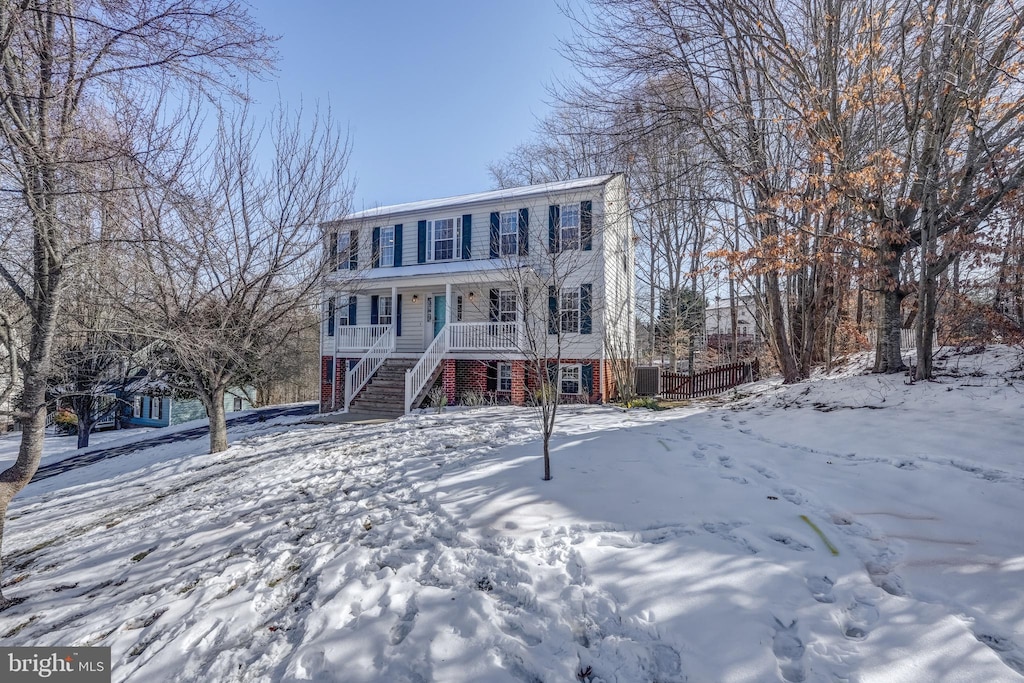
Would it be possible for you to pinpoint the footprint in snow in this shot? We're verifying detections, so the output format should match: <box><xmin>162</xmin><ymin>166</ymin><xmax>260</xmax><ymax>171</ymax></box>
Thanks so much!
<box><xmin>841</xmin><ymin>598</ymin><xmax>879</xmax><ymax>641</ymax></box>
<box><xmin>975</xmin><ymin>633</ymin><xmax>1024</xmax><ymax>676</ymax></box>
<box><xmin>769</xmin><ymin>534</ymin><xmax>813</xmax><ymax>552</ymax></box>
<box><xmin>718</xmin><ymin>454</ymin><xmax>734</xmax><ymax>469</ymax></box>
<box><xmin>388</xmin><ymin>596</ymin><xmax>418</xmax><ymax>646</ymax></box>
<box><xmin>805</xmin><ymin>575</ymin><xmax>835</xmax><ymax>603</ymax></box>
<box><xmin>772</xmin><ymin>617</ymin><xmax>807</xmax><ymax>683</ymax></box>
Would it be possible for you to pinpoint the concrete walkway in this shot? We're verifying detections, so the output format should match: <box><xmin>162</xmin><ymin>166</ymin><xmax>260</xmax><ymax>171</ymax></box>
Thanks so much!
<box><xmin>304</xmin><ymin>412</ymin><xmax>397</xmax><ymax>425</ymax></box>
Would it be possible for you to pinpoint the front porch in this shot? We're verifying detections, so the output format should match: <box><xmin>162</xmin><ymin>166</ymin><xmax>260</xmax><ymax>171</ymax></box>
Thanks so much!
<box><xmin>324</xmin><ymin>274</ymin><xmax>529</xmax><ymax>414</ymax></box>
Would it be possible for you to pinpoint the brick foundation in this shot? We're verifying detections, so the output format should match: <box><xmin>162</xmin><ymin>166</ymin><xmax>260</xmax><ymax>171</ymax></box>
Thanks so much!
<box><xmin>319</xmin><ymin>356</ymin><xmax>349</xmax><ymax>412</ymax></box>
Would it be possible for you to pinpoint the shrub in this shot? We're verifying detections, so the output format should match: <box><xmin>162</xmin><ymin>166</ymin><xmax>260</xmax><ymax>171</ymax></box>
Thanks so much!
<box><xmin>426</xmin><ymin>387</ymin><xmax>448</xmax><ymax>413</ymax></box>
<box><xmin>461</xmin><ymin>390</ymin><xmax>489</xmax><ymax>407</ymax></box>
<box><xmin>54</xmin><ymin>409</ymin><xmax>78</xmax><ymax>434</ymax></box>
<box><xmin>623</xmin><ymin>397</ymin><xmax>663</xmax><ymax>410</ymax></box>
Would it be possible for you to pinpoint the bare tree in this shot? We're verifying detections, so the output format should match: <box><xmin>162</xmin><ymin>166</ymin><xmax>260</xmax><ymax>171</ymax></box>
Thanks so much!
<box><xmin>0</xmin><ymin>0</ymin><xmax>273</xmax><ymax>608</ymax></box>
<box><xmin>131</xmin><ymin>104</ymin><xmax>351</xmax><ymax>454</ymax></box>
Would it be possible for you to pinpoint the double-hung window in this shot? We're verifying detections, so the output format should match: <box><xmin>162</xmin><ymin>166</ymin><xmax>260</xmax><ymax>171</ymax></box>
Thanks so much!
<box><xmin>498</xmin><ymin>362</ymin><xmax>513</xmax><ymax>392</ymax></box>
<box><xmin>378</xmin><ymin>296</ymin><xmax>393</xmax><ymax>325</ymax></box>
<box><xmin>560</xmin><ymin>204</ymin><xmax>580</xmax><ymax>250</ymax></box>
<box><xmin>500</xmin><ymin>211</ymin><xmax>518</xmax><ymax>256</ymax></box>
<box><xmin>498</xmin><ymin>290</ymin><xmax>517</xmax><ymax>322</ymax></box>
<box><xmin>337</xmin><ymin>297</ymin><xmax>349</xmax><ymax>327</ymax></box>
<box><xmin>336</xmin><ymin>232</ymin><xmax>352</xmax><ymax>269</ymax></box>
<box><xmin>427</xmin><ymin>217</ymin><xmax>459</xmax><ymax>261</ymax></box>
<box><xmin>380</xmin><ymin>226</ymin><xmax>395</xmax><ymax>267</ymax></box>
<box><xmin>560</xmin><ymin>288</ymin><xmax>580</xmax><ymax>333</ymax></box>
<box><xmin>559</xmin><ymin>365</ymin><xmax>581</xmax><ymax>395</ymax></box>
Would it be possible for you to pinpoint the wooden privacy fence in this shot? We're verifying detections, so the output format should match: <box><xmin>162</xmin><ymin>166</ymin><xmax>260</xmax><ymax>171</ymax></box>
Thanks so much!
<box><xmin>661</xmin><ymin>359</ymin><xmax>760</xmax><ymax>400</ymax></box>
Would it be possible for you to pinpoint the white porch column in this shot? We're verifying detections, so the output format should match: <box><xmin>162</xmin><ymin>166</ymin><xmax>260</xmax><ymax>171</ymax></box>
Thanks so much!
<box><xmin>391</xmin><ymin>286</ymin><xmax>398</xmax><ymax>348</ymax></box>
<box><xmin>445</xmin><ymin>282</ymin><xmax>452</xmax><ymax>325</ymax></box>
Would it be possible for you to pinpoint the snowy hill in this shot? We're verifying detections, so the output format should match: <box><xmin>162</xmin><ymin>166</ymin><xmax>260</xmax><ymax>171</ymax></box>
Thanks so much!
<box><xmin>1</xmin><ymin>346</ymin><xmax>1023</xmax><ymax>682</ymax></box>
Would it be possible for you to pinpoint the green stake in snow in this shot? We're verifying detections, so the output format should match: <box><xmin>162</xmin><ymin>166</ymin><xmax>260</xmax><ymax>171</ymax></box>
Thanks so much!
<box><xmin>800</xmin><ymin>515</ymin><xmax>839</xmax><ymax>556</ymax></box>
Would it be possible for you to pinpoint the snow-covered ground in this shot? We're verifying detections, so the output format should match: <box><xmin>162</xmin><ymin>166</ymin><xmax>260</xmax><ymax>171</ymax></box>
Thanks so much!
<box><xmin>1</xmin><ymin>347</ymin><xmax>1023</xmax><ymax>682</ymax></box>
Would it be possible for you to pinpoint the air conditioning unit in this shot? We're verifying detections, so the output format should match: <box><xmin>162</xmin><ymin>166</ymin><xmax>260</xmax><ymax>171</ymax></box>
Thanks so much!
<box><xmin>634</xmin><ymin>366</ymin><xmax>660</xmax><ymax>397</ymax></box>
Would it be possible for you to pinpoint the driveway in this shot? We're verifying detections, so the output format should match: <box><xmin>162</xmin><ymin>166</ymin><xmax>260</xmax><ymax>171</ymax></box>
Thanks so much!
<box><xmin>30</xmin><ymin>403</ymin><xmax>319</xmax><ymax>482</ymax></box>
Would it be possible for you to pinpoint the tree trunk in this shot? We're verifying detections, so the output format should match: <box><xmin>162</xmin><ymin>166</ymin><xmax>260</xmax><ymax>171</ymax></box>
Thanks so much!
<box><xmin>764</xmin><ymin>273</ymin><xmax>800</xmax><ymax>382</ymax></box>
<box><xmin>207</xmin><ymin>386</ymin><xmax>229</xmax><ymax>453</ymax></box>
<box><xmin>873</xmin><ymin>241</ymin><xmax>907</xmax><ymax>374</ymax></box>
<box><xmin>74</xmin><ymin>396</ymin><xmax>94</xmax><ymax>449</ymax></box>
<box><xmin>0</xmin><ymin>368</ymin><xmax>50</xmax><ymax>607</ymax></box>
<box><xmin>76</xmin><ymin>418</ymin><xmax>93</xmax><ymax>449</ymax></box>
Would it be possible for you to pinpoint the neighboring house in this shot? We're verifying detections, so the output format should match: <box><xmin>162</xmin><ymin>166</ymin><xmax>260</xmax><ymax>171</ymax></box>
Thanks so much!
<box><xmin>120</xmin><ymin>387</ymin><xmax>253</xmax><ymax>428</ymax></box>
<box><xmin>319</xmin><ymin>173</ymin><xmax>635</xmax><ymax>416</ymax></box>
<box><xmin>704</xmin><ymin>294</ymin><xmax>761</xmax><ymax>353</ymax></box>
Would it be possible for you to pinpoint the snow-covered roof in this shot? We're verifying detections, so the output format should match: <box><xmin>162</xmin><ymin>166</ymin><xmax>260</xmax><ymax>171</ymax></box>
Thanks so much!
<box><xmin>334</xmin><ymin>174</ymin><xmax>620</xmax><ymax>223</ymax></box>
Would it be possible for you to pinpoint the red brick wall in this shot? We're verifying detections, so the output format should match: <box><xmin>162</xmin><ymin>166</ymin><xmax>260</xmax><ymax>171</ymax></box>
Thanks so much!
<box><xmin>319</xmin><ymin>356</ymin><xmax>349</xmax><ymax>412</ymax></box>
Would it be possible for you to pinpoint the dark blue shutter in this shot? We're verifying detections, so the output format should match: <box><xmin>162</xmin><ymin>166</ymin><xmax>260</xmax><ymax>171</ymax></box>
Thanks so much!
<box><xmin>489</xmin><ymin>212</ymin><xmax>500</xmax><ymax>258</ymax></box>
<box><xmin>489</xmin><ymin>289</ymin><xmax>499</xmax><ymax>322</ymax></box>
<box><xmin>371</xmin><ymin>227</ymin><xmax>381</xmax><ymax>268</ymax></box>
<box><xmin>582</xmin><ymin>363</ymin><xmax>594</xmax><ymax>397</ymax></box>
<box><xmin>580</xmin><ymin>284</ymin><xmax>592</xmax><ymax>334</ymax></box>
<box><xmin>325</xmin><ymin>358</ymin><xmax>334</xmax><ymax>384</ymax></box>
<box><xmin>396</xmin><ymin>294</ymin><xmax>403</xmax><ymax>336</ymax></box>
<box><xmin>349</xmin><ymin>230</ymin><xmax>359</xmax><ymax>269</ymax></box>
<box><xmin>518</xmin><ymin>208</ymin><xmax>529</xmax><ymax>255</ymax></box>
<box><xmin>461</xmin><ymin>214</ymin><xmax>472</xmax><ymax>259</ymax></box>
<box><xmin>548</xmin><ymin>286</ymin><xmax>558</xmax><ymax>334</ymax></box>
<box><xmin>327</xmin><ymin>298</ymin><xmax>335</xmax><ymax>336</ymax></box>
<box><xmin>581</xmin><ymin>201</ymin><xmax>593</xmax><ymax>251</ymax></box>
<box><xmin>394</xmin><ymin>224</ymin><xmax>403</xmax><ymax>266</ymax></box>
<box><xmin>417</xmin><ymin>220</ymin><xmax>427</xmax><ymax>263</ymax></box>
<box><xmin>548</xmin><ymin>205</ymin><xmax>559</xmax><ymax>253</ymax></box>
<box><xmin>370</xmin><ymin>295</ymin><xmax>379</xmax><ymax>325</ymax></box>
<box><xmin>329</xmin><ymin>230</ymin><xmax>338</xmax><ymax>270</ymax></box>
<box><xmin>348</xmin><ymin>296</ymin><xmax>357</xmax><ymax>326</ymax></box>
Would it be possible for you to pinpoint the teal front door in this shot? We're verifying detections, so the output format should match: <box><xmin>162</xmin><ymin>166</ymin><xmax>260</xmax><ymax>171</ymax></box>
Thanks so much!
<box><xmin>433</xmin><ymin>295</ymin><xmax>446</xmax><ymax>338</ymax></box>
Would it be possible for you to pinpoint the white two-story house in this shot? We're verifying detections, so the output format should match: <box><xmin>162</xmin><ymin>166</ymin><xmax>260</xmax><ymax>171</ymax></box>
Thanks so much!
<box><xmin>319</xmin><ymin>173</ymin><xmax>634</xmax><ymax>416</ymax></box>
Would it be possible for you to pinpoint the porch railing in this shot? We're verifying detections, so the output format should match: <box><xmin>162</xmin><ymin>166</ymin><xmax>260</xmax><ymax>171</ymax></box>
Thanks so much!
<box><xmin>344</xmin><ymin>325</ymin><xmax>395</xmax><ymax>411</ymax></box>
<box><xmin>403</xmin><ymin>322</ymin><xmax>523</xmax><ymax>414</ymax></box>
<box><xmin>449</xmin><ymin>322</ymin><xmax>520</xmax><ymax>350</ymax></box>
<box><xmin>336</xmin><ymin>324</ymin><xmax>392</xmax><ymax>351</ymax></box>
<box><xmin>405</xmin><ymin>326</ymin><xmax>450</xmax><ymax>414</ymax></box>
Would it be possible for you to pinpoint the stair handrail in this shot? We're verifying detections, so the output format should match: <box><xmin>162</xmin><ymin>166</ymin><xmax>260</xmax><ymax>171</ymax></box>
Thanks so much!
<box><xmin>344</xmin><ymin>325</ymin><xmax>396</xmax><ymax>411</ymax></box>
<box><xmin>405</xmin><ymin>325</ymin><xmax>450</xmax><ymax>414</ymax></box>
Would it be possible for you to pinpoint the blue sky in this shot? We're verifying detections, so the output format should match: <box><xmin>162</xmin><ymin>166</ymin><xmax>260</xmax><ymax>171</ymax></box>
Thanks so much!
<box><xmin>247</xmin><ymin>1</ymin><xmax>575</xmax><ymax>212</ymax></box>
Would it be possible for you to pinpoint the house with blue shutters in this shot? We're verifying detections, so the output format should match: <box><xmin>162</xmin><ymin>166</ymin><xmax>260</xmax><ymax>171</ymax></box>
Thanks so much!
<box><xmin>319</xmin><ymin>173</ymin><xmax>635</xmax><ymax>416</ymax></box>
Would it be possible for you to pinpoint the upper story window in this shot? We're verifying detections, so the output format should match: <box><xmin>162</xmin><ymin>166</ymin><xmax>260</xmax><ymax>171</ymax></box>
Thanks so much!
<box><xmin>549</xmin><ymin>201</ymin><xmax>591</xmax><ymax>253</ymax></box>
<box><xmin>427</xmin><ymin>217</ymin><xmax>460</xmax><ymax>261</ymax></box>
<box><xmin>560</xmin><ymin>204</ymin><xmax>580</xmax><ymax>250</ymax></box>
<box><xmin>380</xmin><ymin>226</ymin><xmax>395</xmax><ymax>267</ymax></box>
<box><xmin>500</xmin><ymin>211</ymin><xmax>518</xmax><ymax>255</ymax></box>
<box><xmin>332</xmin><ymin>229</ymin><xmax>358</xmax><ymax>270</ymax></box>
